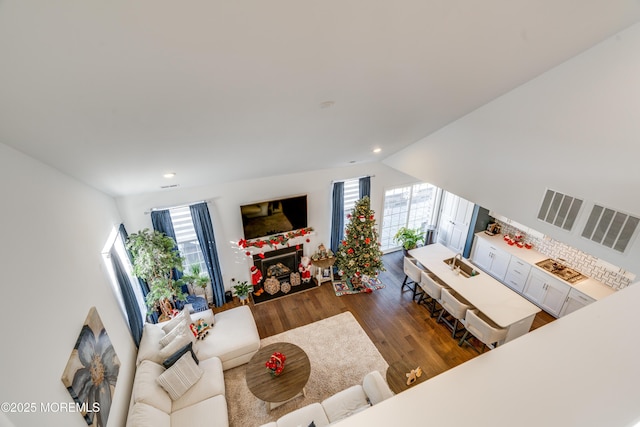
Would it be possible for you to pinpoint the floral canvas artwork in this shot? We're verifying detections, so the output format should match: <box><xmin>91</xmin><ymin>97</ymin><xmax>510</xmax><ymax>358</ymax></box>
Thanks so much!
<box><xmin>61</xmin><ymin>307</ymin><xmax>120</xmax><ymax>426</ymax></box>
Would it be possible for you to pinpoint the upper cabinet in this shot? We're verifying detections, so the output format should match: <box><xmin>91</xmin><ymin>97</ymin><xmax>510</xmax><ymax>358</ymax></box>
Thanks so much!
<box><xmin>437</xmin><ymin>191</ymin><xmax>474</xmax><ymax>253</ymax></box>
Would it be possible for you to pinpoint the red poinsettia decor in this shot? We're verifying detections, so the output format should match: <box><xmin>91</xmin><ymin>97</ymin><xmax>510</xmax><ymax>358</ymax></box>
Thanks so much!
<box><xmin>265</xmin><ymin>352</ymin><xmax>286</xmax><ymax>377</ymax></box>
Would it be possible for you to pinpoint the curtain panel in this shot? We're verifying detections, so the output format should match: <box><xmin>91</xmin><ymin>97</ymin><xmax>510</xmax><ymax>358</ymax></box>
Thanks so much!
<box><xmin>190</xmin><ymin>202</ymin><xmax>226</xmax><ymax>307</ymax></box>
<box><xmin>110</xmin><ymin>246</ymin><xmax>144</xmax><ymax>347</ymax></box>
<box><xmin>330</xmin><ymin>181</ymin><xmax>345</xmax><ymax>255</ymax></box>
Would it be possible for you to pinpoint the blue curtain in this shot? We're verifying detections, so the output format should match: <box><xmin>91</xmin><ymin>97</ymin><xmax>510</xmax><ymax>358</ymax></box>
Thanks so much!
<box><xmin>119</xmin><ymin>224</ymin><xmax>158</xmax><ymax>324</ymax></box>
<box><xmin>359</xmin><ymin>176</ymin><xmax>371</xmax><ymax>199</ymax></box>
<box><xmin>330</xmin><ymin>182</ymin><xmax>345</xmax><ymax>254</ymax></box>
<box><xmin>151</xmin><ymin>209</ymin><xmax>183</xmax><ymax>281</ymax></box>
<box><xmin>109</xmin><ymin>246</ymin><xmax>144</xmax><ymax>347</ymax></box>
<box><xmin>190</xmin><ymin>202</ymin><xmax>226</xmax><ymax>307</ymax></box>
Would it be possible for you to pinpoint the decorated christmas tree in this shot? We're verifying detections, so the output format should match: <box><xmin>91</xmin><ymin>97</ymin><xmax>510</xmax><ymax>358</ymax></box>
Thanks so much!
<box><xmin>335</xmin><ymin>196</ymin><xmax>385</xmax><ymax>286</ymax></box>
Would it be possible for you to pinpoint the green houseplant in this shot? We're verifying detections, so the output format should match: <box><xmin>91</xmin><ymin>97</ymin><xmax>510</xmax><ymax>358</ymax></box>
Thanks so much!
<box><xmin>126</xmin><ymin>228</ymin><xmax>186</xmax><ymax>320</ymax></box>
<box><xmin>182</xmin><ymin>264</ymin><xmax>210</xmax><ymax>294</ymax></box>
<box><xmin>393</xmin><ymin>227</ymin><xmax>425</xmax><ymax>252</ymax></box>
<box><xmin>232</xmin><ymin>280</ymin><xmax>252</xmax><ymax>305</ymax></box>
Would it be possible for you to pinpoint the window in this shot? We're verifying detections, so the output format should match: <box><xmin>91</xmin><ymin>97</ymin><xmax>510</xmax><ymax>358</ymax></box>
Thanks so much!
<box><xmin>342</xmin><ymin>178</ymin><xmax>361</xmax><ymax>229</ymax></box>
<box><xmin>380</xmin><ymin>183</ymin><xmax>441</xmax><ymax>252</ymax></box>
<box><xmin>169</xmin><ymin>206</ymin><xmax>206</xmax><ymax>275</ymax></box>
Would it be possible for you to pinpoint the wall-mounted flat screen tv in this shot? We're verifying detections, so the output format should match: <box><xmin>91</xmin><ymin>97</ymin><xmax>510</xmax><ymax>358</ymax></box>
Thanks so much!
<box><xmin>240</xmin><ymin>195</ymin><xmax>308</xmax><ymax>240</ymax></box>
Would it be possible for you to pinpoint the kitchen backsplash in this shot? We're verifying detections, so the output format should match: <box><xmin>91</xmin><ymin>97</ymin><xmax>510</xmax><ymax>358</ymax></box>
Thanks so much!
<box><xmin>495</xmin><ymin>220</ymin><xmax>633</xmax><ymax>290</ymax></box>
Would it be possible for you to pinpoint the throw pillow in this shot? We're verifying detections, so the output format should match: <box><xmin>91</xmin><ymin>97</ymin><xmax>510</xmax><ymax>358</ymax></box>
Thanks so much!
<box><xmin>162</xmin><ymin>342</ymin><xmax>199</xmax><ymax>369</ymax></box>
<box><xmin>156</xmin><ymin>352</ymin><xmax>203</xmax><ymax>400</ymax></box>
<box><xmin>159</xmin><ymin>317</ymin><xmax>192</xmax><ymax>347</ymax></box>
<box><xmin>161</xmin><ymin>310</ymin><xmax>193</xmax><ymax>334</ymax></box>
<box><xmin>158</xmin><ymin>328</ymin><xmax>195</xmax><ymax>361</ymax></box>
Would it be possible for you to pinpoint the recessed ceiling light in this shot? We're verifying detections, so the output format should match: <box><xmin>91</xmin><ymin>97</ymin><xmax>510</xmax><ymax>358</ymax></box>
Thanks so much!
<box><xmin>163</xmin><ymin>172</ymin><xmax>176</xmax><ymax>179</ymax></box>
<box><xmin>319</xmin><ymin>101</ymin><xmax>335</xmax><ymax>109</ymax></box>
<box><xmin>373</xmin><ymin>148</ymin><xmax>382</xmax><ymax>154</ymax></box>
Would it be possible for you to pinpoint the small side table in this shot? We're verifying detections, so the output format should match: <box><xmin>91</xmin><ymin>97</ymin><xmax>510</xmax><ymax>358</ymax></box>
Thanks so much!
<box><xmin>311</xmin><ymin>257</ymin><xmax>336</xmax><ymax>285</ymax></box>
<box><xmin>385</xmin><ymin>360</ymin><xmax>426</xmax><ymax>394</ymax></box>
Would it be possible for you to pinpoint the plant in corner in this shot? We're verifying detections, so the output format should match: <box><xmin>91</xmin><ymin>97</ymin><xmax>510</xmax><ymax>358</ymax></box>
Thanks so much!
<box><xmin>126</xmin><ymin>228</ymin><xmax>186</xmax><ymax>321</ymax></box>
<box><xmin>182</xmin><ymin>264</ymin><xmax>210</xmax><ymax>295</ymax></box>
<box><xmin>232</xmin><ymin>280</ymin><xmax>252</xmax><ymax>305</ymax></box>
<box><xmin>393</xmin><ymin>227</ymin><xmax>425</xmax><ymax>253</ymax></box>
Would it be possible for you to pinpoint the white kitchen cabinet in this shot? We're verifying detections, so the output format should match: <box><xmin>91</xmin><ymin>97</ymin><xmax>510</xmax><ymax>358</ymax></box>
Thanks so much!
<box><xmin>504</xmin><ymin>255</ymin><xmax>532</xmax><ymax>293</ymax></box>
<box><xmin>471</xmin><ymin>236</ymin><xmax>511</xmax><ymax>281</ymax></box>
<box><xmin>559</xmin><ymin>288</ymin><xmax>596</xmax><ymax>317</ymax></box>
<box><xmin>523</xmin><ymin>269</ymin><xmax>571</xmax><ymax>317</ymax></box>
<box><xmin>437</xmin><ymin>191</ymin><xmax>474</xmax><ymax>253</ymax></box>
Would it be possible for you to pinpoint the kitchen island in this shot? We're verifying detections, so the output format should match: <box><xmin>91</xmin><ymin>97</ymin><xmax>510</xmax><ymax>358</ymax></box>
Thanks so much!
<box><xmin>409</xmin><ymin>243</ymin><xmax>541</xmax><ymax>343</ymax></box>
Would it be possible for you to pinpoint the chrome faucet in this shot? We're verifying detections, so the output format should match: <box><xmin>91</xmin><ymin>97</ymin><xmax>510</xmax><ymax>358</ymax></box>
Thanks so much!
<box><xmin>451</xmin><ymin>252</ymin><xmax>462</xmax><ymax>270</ymax></box>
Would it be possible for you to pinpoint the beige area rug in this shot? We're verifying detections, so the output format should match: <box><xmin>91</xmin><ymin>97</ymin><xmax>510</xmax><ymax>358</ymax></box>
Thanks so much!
<box><xmin>224</xmin><ymin>311</ymin><xmax>389</xmax><ymax>427</ymax></box>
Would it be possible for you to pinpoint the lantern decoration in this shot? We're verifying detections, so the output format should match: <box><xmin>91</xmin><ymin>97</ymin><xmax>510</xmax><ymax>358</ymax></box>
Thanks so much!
<box><xmin>265</xmin><ymin>352</ymin><xmax>286</xmax><ymax>377</ymax></box>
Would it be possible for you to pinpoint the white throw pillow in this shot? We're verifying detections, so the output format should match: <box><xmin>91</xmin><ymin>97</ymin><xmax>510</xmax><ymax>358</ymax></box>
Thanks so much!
<box><xmin>156</xmin><ymin>352</ymin><xmax>203</xmax><ymax>400</ymax></box>
<box><xmin>161</xmin><ymin>309</ymin><xmax>193</xmax><ymax>334</ymax></box>
<box><xmin>159</xmin><ymin>317</ymin><xmax>192</xmax><ymax>348</ymax></box>
<box><xmin>158</xmin><ymin>327</ymin><xmax>195</xmax><ymax>361</ymax></box>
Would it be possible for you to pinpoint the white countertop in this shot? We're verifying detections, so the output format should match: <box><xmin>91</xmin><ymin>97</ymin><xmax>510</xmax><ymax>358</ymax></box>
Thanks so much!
<box><xmin>474</xmin><ymin>232</ymin><xmax>616</xmax><ymax>301</ymax></box>
<box><xmin>409</xmin><ymin>243</ymin><xmax>540</xmax><ymax>328</ymax></box>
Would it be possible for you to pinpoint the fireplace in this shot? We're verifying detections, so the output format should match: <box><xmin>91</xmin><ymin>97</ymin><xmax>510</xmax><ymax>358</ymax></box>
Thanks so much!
<box><xmin>251</xmin><ymin>245</ymin><xmax>318</xmax><ymax>304</ymax></box>
<box><xmin>253</xmin><ymin>245</ymin><xmax>303</xmax><ymax>281</ymax></box>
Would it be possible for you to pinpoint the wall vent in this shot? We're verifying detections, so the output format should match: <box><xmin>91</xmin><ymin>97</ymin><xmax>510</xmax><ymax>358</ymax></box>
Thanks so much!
<box><xmin>537</xmin><ymin>189</ymin><xmax>583</xmax><ymax>231</ymax></box>
<box><xmin>582</xmin><ymin>205</ymin><xmax>639</xmax><ymax>253</ymax></box>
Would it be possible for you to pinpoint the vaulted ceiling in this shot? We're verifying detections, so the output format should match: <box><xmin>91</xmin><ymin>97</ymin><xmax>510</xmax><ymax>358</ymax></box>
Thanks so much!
<box><xmin>1</xmin><ymin>1</ymin><xmax>639</xmax><ymax>197</ymax></box>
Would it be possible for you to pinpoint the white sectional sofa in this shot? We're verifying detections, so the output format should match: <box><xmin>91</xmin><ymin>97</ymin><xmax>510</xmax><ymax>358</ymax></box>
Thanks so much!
<box><xmin>260</xmin><ymin>370</ymin><xmax>394</xmax><ymax>427</ymax></box>
<box><xmin>127</xmin><ymin>305</ymin><xmax>261</xmax><ymax>427</ymax></box>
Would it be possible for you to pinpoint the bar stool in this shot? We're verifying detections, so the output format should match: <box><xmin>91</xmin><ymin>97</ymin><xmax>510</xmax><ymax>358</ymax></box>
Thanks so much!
<box><xmin>401</xmin><ymin>256</ymin><xmax>425</xmax><ymax>301</ymax></box>
<box><xmin>459</xmin><ymin>309</ymin><xmax>508</xmax><ymax>353</ymax></box>
<box><xmin>437</xmin><ymin>288</ymin><xmax>473</xmax><ymax>338</ymax></box>
<box><xmin>417</xmin><ymin>271</ymin><xmax>449</xmax><ymax>318</ymax></box>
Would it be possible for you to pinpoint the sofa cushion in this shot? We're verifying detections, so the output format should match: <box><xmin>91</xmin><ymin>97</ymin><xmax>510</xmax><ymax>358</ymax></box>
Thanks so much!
<box><xmin>362</xmin><ymin>370</ymin><xmax>394</xmax><ymax>405</ymax></box>
<box><xmin>137</xmin><ymin>323</ymin><xmax>165</xmax><ymax>366</ymax></box>
<box><xmin>275</xmin><ymin>402</ymin><xmax>330</xmax><ymax>427</ymax></box>
<box><xmin>157</xmin><ymin>352</ymin><xmax>203</xmax><ymax>400</ymax></box>
<box><xmin>132</xmin><ymin>360</ymin><xmax>172</xmax><ymax>413</ymax></box>
<box><xmin>170</xmin><ymin>394</ymin><xmax>228</xmax><ymax>427</ymax></box>
<box><xmin>321</xmin><ymin>384</ymin><xmax>370</xmax><ymax>423</ymax></box>
<box><xmin>194</xmin><ymin>305</ymin><xmax>260</xmax><ymax>368</ymax></box>
<box><xmin>126</xmin><ymin>402</ymin><xmax>170</xmax><ymax>427</ymax></box>
<box><xmin>172</xmin><ymin>356</ymin><xmax>225</xmax><ymax>412</ymax></box>
<box><xmin>160</xmin><ymin>309</ymin><xmax>193</xmax><ymax>334</ymax></box>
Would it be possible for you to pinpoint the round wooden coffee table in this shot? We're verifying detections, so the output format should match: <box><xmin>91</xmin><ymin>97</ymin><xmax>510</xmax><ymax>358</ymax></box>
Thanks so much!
<box><xmin>386</xmin><ymin>360</ymin><xmax>426</xmax><ymax>394</ymax></box>
<box><xmin>246</xmin><ymin>342</ymin><xmax>311</xmax><ymax>410</ymax></box>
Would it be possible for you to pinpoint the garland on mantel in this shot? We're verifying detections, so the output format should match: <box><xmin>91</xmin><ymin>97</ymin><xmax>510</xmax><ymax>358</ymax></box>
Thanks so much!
<box><xmin>238</xmin><ymin>227</ymin><xmax>314</xmax><ymax>257</ymax></box>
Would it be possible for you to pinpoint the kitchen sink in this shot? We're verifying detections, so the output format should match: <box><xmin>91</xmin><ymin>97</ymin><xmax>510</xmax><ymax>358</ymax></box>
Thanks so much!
<box><xmin>535</xmin><ymin>258</ymin><xmax>588</xmax><ymax>284</ymax></box>
<box><xmin>443</xmin><ymin>257</ymin><xmax>479</xmax><ymax>278</ymax></box>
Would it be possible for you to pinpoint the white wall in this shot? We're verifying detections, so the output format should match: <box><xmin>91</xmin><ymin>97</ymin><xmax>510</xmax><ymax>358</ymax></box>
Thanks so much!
<box><xmin>116</xmin><ymin>162</ymin><xmax>416</xmax><ymax>288</ymax></box>
<box><xmin>384</xmin><ymin>22</ymin><xmax>640</xmax><ymax>276</ymax></box>
<box><xmin>0</xmin><ymin>144</ymin><xmax>135</xmax><ymax>427</ymax></box>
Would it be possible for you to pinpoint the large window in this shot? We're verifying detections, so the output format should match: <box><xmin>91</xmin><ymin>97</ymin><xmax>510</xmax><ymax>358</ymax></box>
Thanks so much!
<box><xmin>380</xmin><ymin>183</ymin><xmax>441</xmax><ymax>252</ymax></box>
<box><xmin>342</xmin><ymin>178</ymin><xmax>361</xmax><ymax>228</ymax></box>
<box><xmin>169</xmin><ymin>206</ymin><xmax>206</xmax><ymax>275</ymax></box>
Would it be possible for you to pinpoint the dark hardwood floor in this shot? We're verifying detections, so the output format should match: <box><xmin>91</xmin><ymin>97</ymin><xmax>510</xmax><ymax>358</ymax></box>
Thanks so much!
<box><xmin>215</xmin><ymin>251</ymin><xmax>555</xmax><ymax>379</ymax></box>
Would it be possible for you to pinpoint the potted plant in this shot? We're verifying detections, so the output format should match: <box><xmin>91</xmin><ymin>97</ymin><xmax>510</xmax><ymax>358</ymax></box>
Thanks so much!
<box><xmin>182</xmin><ymin>264</ymin><xmax>210</xmax><ymax>295</ymax></box>
<box><xmin>126</xmin><ymin>228</ymin><xmax>186</xmax><ymax>321</ymax></box>
<box><xmin>232</xmin><ymin>280</ymin><xmax>252</xmax><ymax>305</ymax></box>
<box><xmin>393</xmin><ymin>227</ymin><xmax>425</xmax><ymax>254</ymax></box>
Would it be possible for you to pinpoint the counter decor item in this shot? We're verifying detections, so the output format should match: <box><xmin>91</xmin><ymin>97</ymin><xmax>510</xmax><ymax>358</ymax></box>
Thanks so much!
<box><xmin>265</xmin><ymin>351</ymin><xmax>287</xmax><ymax>377</ymax></box>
